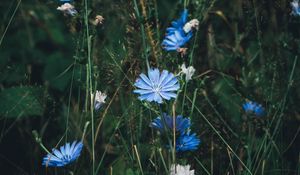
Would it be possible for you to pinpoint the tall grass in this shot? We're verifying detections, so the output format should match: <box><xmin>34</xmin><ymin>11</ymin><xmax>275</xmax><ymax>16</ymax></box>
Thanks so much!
<box><xmin>0</xmin><ymin>0</ymin><xmax>299</xmax><ymax>174</ymax></box>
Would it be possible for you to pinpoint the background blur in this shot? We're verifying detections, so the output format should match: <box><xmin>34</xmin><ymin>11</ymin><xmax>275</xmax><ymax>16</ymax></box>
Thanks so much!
<box><xmin>0</xmin><ymin>0</ymin><xmax>299</xmax><ymax>174</ymax></box>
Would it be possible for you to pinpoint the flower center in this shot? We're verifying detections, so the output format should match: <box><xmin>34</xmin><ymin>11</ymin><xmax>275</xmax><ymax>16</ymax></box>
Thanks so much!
<box><xmin>152</xmin><ymin>85</ymin><xmax>161</xmax><ymax>93</ymax></box>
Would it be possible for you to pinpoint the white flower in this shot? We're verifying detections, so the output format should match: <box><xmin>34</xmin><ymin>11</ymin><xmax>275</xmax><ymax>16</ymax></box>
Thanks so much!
<box><xmin>183</xmin><ymin>19</ymin><xmax>199</xmax><ymax>33</ymax></box>
<box><xmin>92</xmin><ymin>90</ymin><xmax>107</xmax><ymax>110</ymax></box>
<box><xmin>181</xmin><ymin>63</ymin><xmax>195</xmax><ymax>82</ymax></box>
<box><xmin>291</xmin><ymin>0</ymin><xmax>300</xmax><ymax>16</ymax></box>
<box><xmin>170</xmin><ymin>164</ymin><xmax>195</xmax><ymax>175</ymax></box>
<box><xmin>57</xmin><ymin>3</ymin><xmax>78</xmax><ymax>16</ymax></box>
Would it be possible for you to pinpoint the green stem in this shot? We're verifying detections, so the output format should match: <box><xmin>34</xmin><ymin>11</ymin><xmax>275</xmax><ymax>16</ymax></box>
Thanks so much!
<box><xmin>84</xmin><ymin>0</ymin><xmax>95</xmax><ymax>174</ymax></box>
<box><xmin>133</xmin><ymin>0</ymin><xmax>150</xmax><ymax>70</ymax></box>
<box><xmin>158</xmin><ymin>105</ymin><xmax>174</xmax><ymax>161</ymax></box>
<box><xmin>186</xmin><ymin>96</ymin><xmax>253</xmax><ymax>174</ymax></box>
<box><xmin>181</xmin><ymin>81</ymin><xmax>187</xmax><ymax>115</ymax></box>
<box><xmin>158</xmin><ymin>148</ymin><xmax>169</xmax><ymax>174</ymax></box>
<box><xmin>39</xmin><ymin>142</ymin><xmax>51</xmax><ymax>155</ymax></box>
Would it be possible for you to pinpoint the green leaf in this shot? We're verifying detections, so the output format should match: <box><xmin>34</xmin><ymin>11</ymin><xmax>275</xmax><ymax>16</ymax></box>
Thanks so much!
<box><xmin>125</xmin><ymin>168</ymin><xmax>138</xmax><ymax>175</ymax></box>
<box><xmin>0</xmin><ymin>86</ymin><xmax>45</xmax><ymax>119</ymax></box>
<box><xmin>213</xmin><ymin>78</ymin><xmax>242</xmax><ymax>123</ymax></box>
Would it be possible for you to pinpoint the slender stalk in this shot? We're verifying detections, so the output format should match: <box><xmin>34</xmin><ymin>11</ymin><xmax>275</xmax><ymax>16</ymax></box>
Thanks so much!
<box><xmin>181</xmin><ymin>81</ymin><xmax>187</xmax><ymax>115</ymax></box>
<box><xmin>81</xmin><ymin>121</ymin><xmax>90</xmax><ymax>142</ymax></box>
<box><xmin>134</xmin><ymin>145</ymin><xmax>144</xmax><ymax>175</ymax></box>
<box><xmin>186</xmin><ymin>96</ymin><xmax>253</xmax><ymax>175</ymax></box>
<box><xmin>194</xmin><ymin>157</ymin><xmax>211</xmax><ymax>175</ymax></box>
<box><xmin>159</xmin><ymin>105</ymin><xmax>173</xmax><ymax>159</ymax></box>
<box><xmin>190</xmin><ymin>88</ymin><xmax>198</xmax><ymax>117</ymax></box>
<box><xmin>183</xmin><ymin>0</ymin><xmax>187</xmax><ymax>9</ymax></box>
<box><xmin>158</xmin><ymin>148</ymin><xmax>169</xmax><ymax>174</ymax></box>
<box><xmin>0</xmin><ymin>0</ymin><xmax>22</xmax><ymax>46</ymax></box>
<box><xmin>133</xmin><ymin>0</ymin><xmax>150</xmax><ymax>70</ymax></box>
<box><xmin>84</xmin><ymin>0</ymin><xmax>95</xmax><ymax>174</ymax></box>
<box><xmin>172</xmin><ymin>102</ymin><xmax>176</xmax><ymax>164</ymax></box>
<box><xmin>32</xmin><ymin>130</ymin><xmax>51</xmax><ymax>154</ymax></box>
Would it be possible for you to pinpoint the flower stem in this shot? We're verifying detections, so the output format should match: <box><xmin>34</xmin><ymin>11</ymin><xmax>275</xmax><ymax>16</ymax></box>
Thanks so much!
<box><xmin>84</xmin><ymin>0</ymin><xmax>95</xmax><ymax>174</ymax></box>
<box><xmin>32</xmin><ymin>130</ymin><xmax>51</xmax><ymax>154</ymax></box>
<box><xmin>158</xmin><ymin>148</ymin><xmax>169</xmax><ymax>174</ymax></box>
<box><xmin>134</xmin><ymin>145</ymin><xmax>144</xmax><ymax>175</ymax></box>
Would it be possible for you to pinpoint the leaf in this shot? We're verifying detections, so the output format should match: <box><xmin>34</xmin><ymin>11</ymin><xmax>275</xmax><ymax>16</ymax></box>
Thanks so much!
<box><xmin>125</xmin><ymin>168</ymin><xmax>138</xmax><ymax>175</ymax></box>
<box><xmin>213</xmin><ymin>78</ymin><xmax>242</xmax><ymax>123</ymax></box>
<box><xmin>43</xmin><ymin>52</ymin><xmax>73</xmax><ymax>91</ymax></box>
<box><xmin>0</xmin><ymin>86</ymin><xmax>45</xmax><ymax>119</ymax></box>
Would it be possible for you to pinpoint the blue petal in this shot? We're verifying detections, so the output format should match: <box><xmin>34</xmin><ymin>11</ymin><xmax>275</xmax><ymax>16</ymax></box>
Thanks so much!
<box><xmin>162</xmin><ymin>39</ymin><xmax>176</xmax><ymax>46</ymax></box>
<box><xmin>133</xmin><ymin>89</ymin><xmax>154</xmax><ymax>95</ymax></box>
<box><xmin>160</xmin><ymin>73</ymin><xmax>175</xmax><ymax>87</ymax></box>
<box><xmin>153</xmin><ymin>93</ymin><xmax>163</xmax><ymax>103</ymax></box>
<box><xmin>42</xmin><ymin>141</ymin><xmax>83</xmax><ymax>167</ymax></box>
<box><xmin>150</xmin><ymin>114</ymin><xmax>191</xmax><ymax>134</ymax></box>
<box><xmin>60</xmin><ymin>145</ymin><xmax>66</xmax><ymax>155</ymax></box>
<box><xmin>161</xmin><ymin>84</ymin><xmax>180</xmax><ymax>92</ymax></box>
<box><xmin>165</xmin><ymin>34</ymin><xmax>178</xmax><ymax>43</ymax></box>
<box><xmin>148</xmin><ymin>68</ymin><xmax>160</xmax><ymax>85</ymax></box>
<box><xmin>138</xmin><ymin>93</ymin><xmax>155</xmax><ymax>101</ymax></box>
<box><xmin>176</xmin><ymin>132</ymin><xmax>200</xmax><ymax>152</ymax></box>
<box><xmin>164</xmin><ymin>46</ymin><xmax>178</xmax><ymax>51</ymax></box>
<box><xmin>134</xmin><ymin>79</ymin><xmax>152</xmax><ymax>90</ymax></box>
<box><xmin>179</xmin><ymin>9</ymin><xmax>188</xmax><ymax>26</ymax></box>
<box><xmin>158</xmin><ymin>70</ymin><xmax>169</xmax><ymax>86</ymax></box>
<box><xmin>139</xmin><ymin>73</ymin><xmax>152</xmax><ymax>86</ymax></box>
<box><xmin>69</xmin><ymin>141</ymin><xmax>77</xmax><ymax>154</ymax></box>
<box><xmin>160</xmin><ymin>91</ymin><xmax>177</xmax><ymax>100</ymax></box>
<box><xmin>65</xmin><ymin>142</ymin><xmax>71</xmax><ymax>156</ymax></box>
<box><xmin>161</xmin><ymin>78</ymin><xmax>179</xmax><ymax>89</ymax></box>
<box><xmin>52</xmin><ymin>149</ymin><xmax>63</xmax><ymax>159</ymax></box>
<box><xmin>242</xmin><ymin>101</ymin><xmax>265</xmax><ymax>117</ymax></box>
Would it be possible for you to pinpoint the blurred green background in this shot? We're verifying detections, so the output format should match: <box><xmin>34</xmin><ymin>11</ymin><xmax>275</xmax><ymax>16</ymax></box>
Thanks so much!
<box><xmin>0</xmin><ymin>0</ymin><xmax>299</xmax><ymax>174</ymax></box>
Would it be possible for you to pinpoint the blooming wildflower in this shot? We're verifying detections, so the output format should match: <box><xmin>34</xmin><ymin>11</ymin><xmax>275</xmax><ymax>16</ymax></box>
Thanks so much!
<box><xmin>57</xmin><ymin>3</ymin><xmax>78</xmax><ymax>16</ymax></box>
<box><xmin>162</xmin><ymin>9</ymin><xmax>198</xmax><ymax>53</ymax></box>
<box><xmin>183</xmin><ymin>19</ymin><xmax>199</xmax><ymax>33</ymax></box>
<box><xmin>42</xmin><ymin>140</ymin><xmax>83</xmax><ymax>167</ymax></box>
<box><xmin>166</xmin><ymin>9</ymin><xmax>188</xmax><ymax>34</ymax></box>
<box><xmin>133</xmin><ymin>68</ymin><xmax>180</xmax><ymax>104</ymax></box>
<box><xmin>162</xmin><ymin>30</ymin><xmax>193</xmax><ymax>51</ymax></box>
<box><xmin>291</xmin><ymin>0</ymin><xmax>300</xmax><ymax>16</ymax></box>
<box><xmin>181</xmin><ymin>63</ymin><xmax>195</xmax><ymax>82</ymax></box>
<box><xmin>92</xmin><ymin>15</ymin><xmax>104</xmax><ymax>26</ymax></box>
<box><xmin>150</xmin><ymin>113</ymin><xmax>191</xmax><ymax>134</ymax></box>
<box><xmin>176</xmin><ymin>131</ymin><xmax>200</xmax><ymax>152</ymax></box>
<box><xmin>242</xmin><ymin>101</ymin><xmax>265</xmax><ymax>117</ymax></box>
<box><xmin>170</xmin><ymin>164</ymin><xmax>195</xmax><ymax>175</ymax></box>
<box><xmin>92</xmin><ymin>90</ymin><xmax>107</xmax><ymax>111</ymax></box>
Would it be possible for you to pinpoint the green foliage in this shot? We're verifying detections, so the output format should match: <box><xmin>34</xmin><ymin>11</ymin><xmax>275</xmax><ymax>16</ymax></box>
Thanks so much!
<box><xmin>0</xmin><ymin>0</ymin><xmax>299</xmax><ymax>174</ymax></box>
<box><xmin>0</xmin><ymin>86</ymin><xmax>44</xmax><ymax>118</ymax></box>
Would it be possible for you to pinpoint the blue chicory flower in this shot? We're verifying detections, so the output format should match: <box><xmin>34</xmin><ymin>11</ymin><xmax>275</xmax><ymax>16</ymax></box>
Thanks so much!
<box><xmin>162</xmin><ymin>30</ymin><xmax>193</xmax><ymax>51</ymax></box>
<box><xmin>42</xmin><ymin>140</ymin><xmax>83</xmax><ymax>167</ymax></box>
<box><xmin>291</xmin><ymin>0</ymin><xmax>300</xmax><ymax>16</ymax></box>
<box><xmin>162</xmin><ymin>9</ymin><xmax>193</xmax><ymax>51</ymax></box>
<box><xmin>242</xmin><ymin>101</ymin><xmax>265</xmax><ymax>117</ymax></box>
<box><xmin>176</xmin><ymin>131</ymin><xmax>201</xmax><ymax>152</ymax></box>
<box><xmin>150</xmin><ymin>113</ymin><xmax>191</xmax><ymax>134</ymax></box>
<box><xmin>166</xmin><ymin>9</ymin><xmax>188</xmax><ymax>34</ymax></box>
<box><xmin>133</xmin><ymin>68</ymin><xmax>180</xmax><ymax>104</ymax></box>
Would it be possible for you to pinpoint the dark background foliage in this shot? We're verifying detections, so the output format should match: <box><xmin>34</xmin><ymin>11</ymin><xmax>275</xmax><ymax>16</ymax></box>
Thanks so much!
<box><xmin>0</xmin><ymin>0</ymin><xmax>299</xmax><ymax>174</ymax></box>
